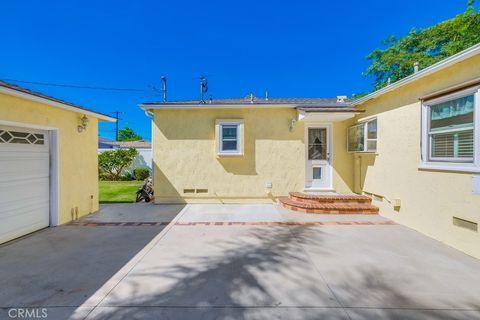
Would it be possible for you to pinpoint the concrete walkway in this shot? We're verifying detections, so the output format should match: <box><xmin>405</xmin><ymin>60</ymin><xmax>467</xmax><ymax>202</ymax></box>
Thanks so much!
<box><xmin>1</xmin><ymin>204</ymin><xmax>480</xmax><ymax>320</ymax></box>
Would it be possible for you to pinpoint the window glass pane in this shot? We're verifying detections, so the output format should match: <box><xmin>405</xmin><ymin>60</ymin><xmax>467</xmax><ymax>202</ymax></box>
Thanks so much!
<box><xmin>222</xmin><ymin>125</ymin><xmax>237</xmax><ymax>139</ymax></box>
<box><xmin>367</xmin><ymin>140</ymin><xmax>377</xmax><ymax>151</ymax></box>
<box><xmin>431</xmin><ymin>129</ymin><xmax>473</xmax><ymax>160</ymax></box>
<box><xmin>348</xmin><ymin>123</ymin><xmax>365</xmax><ymax>152</ymax></box>
<box><xmin>308</xmin><ymin>128</ymin><xmax>327</xmax><ymax>160</ymax></box>
<box><xmin>313</xmin><ymin>167</ymin><xmax>322</xmax><ymax>180</ymax></box>
<box><xmin>222</xmin><ymin>140</ymin><xmax>237</xmax><ymax>151</ymax></box>
<box><xmin>367</xmin><ymin>119</ymin><xmax>377</xmax><ymax>139</ymax></box>
<box><xmin>220</xmin><ymin>124</ymin><xmax>238</xmax><ymax>152</ymax></box>
<box><xmin>430</xmin><ymin>95</ymin><xmax>474</xmax><ymax>132</ymax></box>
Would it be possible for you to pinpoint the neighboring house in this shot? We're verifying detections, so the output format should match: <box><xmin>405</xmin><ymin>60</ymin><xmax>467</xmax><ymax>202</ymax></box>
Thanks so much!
<box><xmin>140</xmin><ymin>43</ymin><xmax>480</xmax><ymax>259</ymax></box>
<box><xmin>0</xmin><ymin>81</ymin><xmax>115</xmax><ymax>244</ymax></box>
<box><xmin>98</xmin><ymin>138</ymin><xmax>152</xmax><ymax>170</ymax></box>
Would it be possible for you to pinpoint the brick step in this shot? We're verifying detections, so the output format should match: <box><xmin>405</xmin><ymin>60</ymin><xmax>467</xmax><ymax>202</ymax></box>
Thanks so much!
<box><xmin>289</xmin><ymin>192</ymin><xmax>372</xmax><ymax>204</ymax></box>
<box><xmin>279</xmin><ymin>196</ymin><xmax>379</xmax><ymax>215</ymax></box>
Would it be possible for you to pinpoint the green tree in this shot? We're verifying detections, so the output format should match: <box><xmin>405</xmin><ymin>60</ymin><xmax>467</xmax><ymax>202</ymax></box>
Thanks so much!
<box><xmin>98</xmin><ymin>148</ymin><xmax>138</xmax><ymax>180</ymax></box>
<box><xmin>365</xmin><ymin>1</ymin><xmax>480</xmax><ymax>91</ymax></box>
<box><xmin>118</xmin><ymin>127</ymin><xmax>142</xmax><ymax>141</ymax></box>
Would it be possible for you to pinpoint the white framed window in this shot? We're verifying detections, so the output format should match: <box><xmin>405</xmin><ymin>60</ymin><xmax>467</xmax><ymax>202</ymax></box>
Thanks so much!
<box><xmin>420</xmin><ymin>87</ymin><xmax>480</xmax><ymax>172</ymax></box>
<box><xmin>215</xmin><ymin>120</ymin><xmax>243</xmax><ymax>156</ymax></box>
<box><xmin>347</xmin><ymin>118</ymin><xmax>377</xmax><ymax>153</ymax></box>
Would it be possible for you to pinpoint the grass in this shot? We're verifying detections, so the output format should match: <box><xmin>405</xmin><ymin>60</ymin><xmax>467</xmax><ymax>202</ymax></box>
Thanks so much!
<box><xmin>99</xmin><ymin>180</ymin><xmax>143</xmax><ymax>203</ymax></box>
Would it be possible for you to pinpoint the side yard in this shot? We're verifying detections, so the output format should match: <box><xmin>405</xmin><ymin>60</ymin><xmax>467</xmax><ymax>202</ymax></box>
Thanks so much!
<box><xmin>99</xmin><ymin>181</ymin><xmax>143</xmax><ymax>203</ymax></box>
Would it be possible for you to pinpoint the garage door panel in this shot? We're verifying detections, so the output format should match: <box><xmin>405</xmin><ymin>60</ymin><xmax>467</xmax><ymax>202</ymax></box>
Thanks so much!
<box><xmin>0</xmin><ymin>125</ymin><xmax>50</xmax><ymax>244</ymax></box>
<box><xmin>0</xmin><ymin>197</ymin><xmax>49</xmax><ymax>219</ymax></box>
<box><xmin>0</xmin><ymin>178</ymin><xmax>49</xmax><ymax>202</ymax></box>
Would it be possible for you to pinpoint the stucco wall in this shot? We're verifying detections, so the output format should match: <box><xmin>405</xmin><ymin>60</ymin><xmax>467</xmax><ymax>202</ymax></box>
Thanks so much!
<box><xmin>0</xmin><ymin>93</ymin><xmax>100</xmax><ymax>224</ymax></box>
<box><xmin>152</xmin><ymin>108</ymin><xmax>354</xmax><ymax>203</ymax></box>
<box><xmin>352</xmin><ymin>54</ymin><xmax>480</xmax><ymax>258</ymax></box>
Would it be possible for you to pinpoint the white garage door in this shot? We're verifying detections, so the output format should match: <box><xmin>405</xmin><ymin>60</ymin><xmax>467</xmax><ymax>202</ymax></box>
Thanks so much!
<box><xmin>0</xmin><ymin>125</ymin><xmax>50</xmax><ymax>244</ymax></box>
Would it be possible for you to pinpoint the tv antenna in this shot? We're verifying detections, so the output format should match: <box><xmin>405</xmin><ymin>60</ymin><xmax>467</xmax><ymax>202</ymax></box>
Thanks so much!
<box><xmin>199</xmin><ymin>76</ymin><xmax>208</xmax><ymax>103</ymax></box>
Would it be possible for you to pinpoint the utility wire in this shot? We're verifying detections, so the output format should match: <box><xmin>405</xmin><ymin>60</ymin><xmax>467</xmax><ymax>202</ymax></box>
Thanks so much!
<box><xmin>1</xmin><ymin>78</ymin><xmax>148</xmax><ymax>92</ymax></box>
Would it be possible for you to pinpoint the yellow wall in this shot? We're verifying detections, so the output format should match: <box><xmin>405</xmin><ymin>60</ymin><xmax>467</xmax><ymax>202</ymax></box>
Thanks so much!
<box><xmin>0</xmin><ymin>93</ymin><xmax>100</xmax><ymax>224</ymax></box>
<box><xmin>353</xmin><ymin>54</ymin><xmax>480</xmax><ymax>258</ymax></box>
<box><xmin>152</xmin><ymin>108</ymin><xmax>354</xmax><ymax>203</ymax></box>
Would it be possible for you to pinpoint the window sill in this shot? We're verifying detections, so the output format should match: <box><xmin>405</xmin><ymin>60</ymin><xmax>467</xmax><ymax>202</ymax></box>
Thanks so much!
<box><xmin>418</xmin><ymin>163</ymin><xmax>480</xmax><ymax>173</ymax></box>
<box><xmin>348</xmin><ymin>151</ymin><xmax>379</xmax><ymax>155</ymax></box>
<box><xmin>217</xmin><ymin>152</ymin><xmax>243</xmax><ymax>157</ymax></box>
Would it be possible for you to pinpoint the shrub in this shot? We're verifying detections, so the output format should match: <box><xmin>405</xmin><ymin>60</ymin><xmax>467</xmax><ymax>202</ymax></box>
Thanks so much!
<box><xmin>99</xmin><ymin>172</ymin><xmax>112</xmax><ymax>181</ymax></box>
<box><xmin>134</xmin><ymin>167</ymin><xmax>150</xmax><ymax>180</ymax></box>
<box><xmin>98</xmin><ymin>148</ymin><xmax>138</xmax><ymax>181</ymax></box>
<box><xmin>122</xmin><ymin>171</ymin><xmax>136</xmax><ymax>181</ymax></box>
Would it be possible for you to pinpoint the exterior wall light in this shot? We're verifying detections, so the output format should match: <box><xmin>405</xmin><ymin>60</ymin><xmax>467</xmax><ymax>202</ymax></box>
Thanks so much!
<box><xmin>289</xmin><ymin>119</ymin><xmax>297</xmax><ymax>132</ymax></box>
<box><xmin>78</xmin><ymin>115</ymin><xmax>89</xmax><ymax>133</ymax></box>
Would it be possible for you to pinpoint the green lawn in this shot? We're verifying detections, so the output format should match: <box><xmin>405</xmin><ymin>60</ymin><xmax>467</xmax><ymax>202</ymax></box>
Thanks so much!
<box><xmin>99</xmin><ymin>181</ymin><xmax>143</xmax><ymax>203</ymax></box>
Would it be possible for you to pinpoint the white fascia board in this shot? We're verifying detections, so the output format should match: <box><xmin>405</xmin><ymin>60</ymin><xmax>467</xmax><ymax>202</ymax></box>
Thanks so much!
<box><xmin>139</xmin><ymin>103</ymin><xmax>297</xmax><ymax>110</ymax></box>
<box><xmin>0</xmin><ymin>86</ymin><xmax>116</xmax><ymax>122</ymax></box>
<box><xmin>352</xmin><ymin>43</ymin><xmax>480</xmax><ymax>106</ymax></box>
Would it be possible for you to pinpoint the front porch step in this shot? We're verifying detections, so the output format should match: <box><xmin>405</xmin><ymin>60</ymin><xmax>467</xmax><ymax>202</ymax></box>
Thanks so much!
<box><xmin>289</xmin><ymin>192</ymin><xmax>373</xmax><ymax>204</ymax></box>
<box><xmin>279</xmin><ymin>193</ymin><xmax>379</xmax><ymax>214</ymax></box>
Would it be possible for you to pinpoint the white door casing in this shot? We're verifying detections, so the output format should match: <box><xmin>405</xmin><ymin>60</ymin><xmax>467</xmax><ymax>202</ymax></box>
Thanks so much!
<box><xmin>304</xmin><ymin>123</ymin><xmax>332</xmax><ymax>190</ymax></box>
<box><xmin>0</xmin><ymin>125</ymin><xmax>50</xmax><ymax>244</ymax></box>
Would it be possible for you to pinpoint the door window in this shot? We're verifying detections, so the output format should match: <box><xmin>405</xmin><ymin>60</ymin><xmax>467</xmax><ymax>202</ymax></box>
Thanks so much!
<box><xmin>308</xmin><ymin>128</ymin><xmax>327</xmax><ymax>160</ymax></box>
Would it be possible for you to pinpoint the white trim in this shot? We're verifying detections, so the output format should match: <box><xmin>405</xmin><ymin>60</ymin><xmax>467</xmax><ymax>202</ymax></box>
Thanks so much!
<box><xmin>141</xmin><ymin>103</ymin><xmax>297</xmax><ymax>110</ymax></box>
<box><xmin>304</xmin><ymin>122</ymin><xmax>333</xmax><ymax>190</ymax></box>
<box><xmin>0</xmin><ymin>86</ymin><xmax>116</xmax><ymax>122</ymax></box>
<box><xmin>215</xmin><ymin>119</ymin><xmax>244</xmax><ymax>156</ymax></box>
<box><xmin>0</xmin><ymin>120</ymin><xmax>60</xmax><ymax>226</ymax></box>
<box><xmin>418</xmin><ymin>163</ymin><xmax>480</xmax><ymax>173</ymax></box>
<box><xmin>49</xmin><ymin>129</ymin><xmax>60</xmax><ymax>226</ymax></box>
<box><xmin>420</xmin><ymin>88</ymin><xmax>480</xmax><ymax>172</ymax></box>
<box><xmin>353</xmin><ymin>43</ymin><xmax>480</xmax><ymax>106</ymax></box>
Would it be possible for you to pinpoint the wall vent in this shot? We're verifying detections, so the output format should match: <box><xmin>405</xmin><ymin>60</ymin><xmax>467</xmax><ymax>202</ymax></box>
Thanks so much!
<box><xmin>196</xmin><ymin>189</ymin><xmax>208</xmax><ymax>194</ymax></box>
<box><xmin>453</xmin><ymin>217</ymin><xmax>478</xmax><ymax>232</ymax></box>
<box><xmin>183</xmin><ymin>189</ymin><xmax>195</xmax><ymax>194</ymax></box>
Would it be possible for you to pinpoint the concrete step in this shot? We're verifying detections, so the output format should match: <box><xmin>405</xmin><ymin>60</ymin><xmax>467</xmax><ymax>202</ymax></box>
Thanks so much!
<box><xmin>279</xmin><ymin>196</ymin><xmax>379</xmax><ymax>214</ymax></box>
<box><xmin>289</xmin><ymin>192</ymin><xmax>373</xmax><ymax>204</ymax></box>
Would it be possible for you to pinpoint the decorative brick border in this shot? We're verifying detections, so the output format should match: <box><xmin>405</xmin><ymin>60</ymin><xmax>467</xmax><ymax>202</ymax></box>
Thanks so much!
<box><xmin>68</xmin><ymin>220</ymin><xmax>396</xmax><ymax>227</ymax></box>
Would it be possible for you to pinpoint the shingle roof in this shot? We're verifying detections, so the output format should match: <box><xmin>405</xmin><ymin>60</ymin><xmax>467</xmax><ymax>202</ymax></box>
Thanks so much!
<box><xmin>141</xmin><ymin>96</ymin><xmax>351</xmax><ymax>108</ymax></box>
<box><xmin>0</xmin><ymin>80</ymin><xmax>115</xmax><ymax>121</ymax></box>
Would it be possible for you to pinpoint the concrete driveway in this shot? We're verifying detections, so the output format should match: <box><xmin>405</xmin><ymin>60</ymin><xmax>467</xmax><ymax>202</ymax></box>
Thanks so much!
<box><xmin>1</xmin><ymin>204</ymin><xmax>480</xmax><ymax>320</ymax></box>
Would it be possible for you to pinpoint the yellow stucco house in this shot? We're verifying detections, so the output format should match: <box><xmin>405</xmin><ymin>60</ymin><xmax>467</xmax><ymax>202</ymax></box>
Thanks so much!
<box><xmin>141</xmin><ymin>43</ymin><xmax>480</xmax><ymax>259</ymax></box>
<box><xmin>0</xmin><ymin>81</ymin><xmax>115</xmax><ymax>244</ymax></box>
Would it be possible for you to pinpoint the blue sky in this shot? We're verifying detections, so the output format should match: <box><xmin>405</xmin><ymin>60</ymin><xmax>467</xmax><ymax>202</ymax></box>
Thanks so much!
<box><xmin>0</xmin><ymin>1</ymin><xmax>473</xmax><ymax>140</ymax></box>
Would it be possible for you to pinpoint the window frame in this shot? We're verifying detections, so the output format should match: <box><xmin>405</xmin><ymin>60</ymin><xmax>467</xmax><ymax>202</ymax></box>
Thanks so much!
<box><xmin>216</xmin><ymin>120</ymin><xmax>244</xmax><ymax>156</ymax></box>
<box><xmin>420</xmin><ymin>87</ymin><xmax>480</xmax><ymax>173</ymax></box>
<box><xmin>347</xmin><ymin>117</ymin><xmax>378</xmax><ymax>153</ymax></box>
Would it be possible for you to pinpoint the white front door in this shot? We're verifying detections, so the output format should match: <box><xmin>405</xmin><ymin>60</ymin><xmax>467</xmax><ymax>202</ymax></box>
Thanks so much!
<box><xmin>305</xmin><ymin>125</ymin><xmax>332</xmax><ymax>190</ymax></box>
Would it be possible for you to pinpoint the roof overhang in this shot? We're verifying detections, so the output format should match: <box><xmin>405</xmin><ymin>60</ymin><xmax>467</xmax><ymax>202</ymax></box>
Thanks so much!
<box><xmin>139</xmin><ymin>103</ymin><xmax>300</xmax><ymax>110</ymax></box>
<box><xmin>352</xmin><ymin>43</ymin><xmax>480</xmax><ymax>107</ymax></box>
<box><xmin>297</xmin><ymin>108</ymin><xmax>364</xmax><ymax>122</ymax></box>
<box><xmin>0</xmin><ymin>84</ymin><xmax>116</xmax><ymax>122</ymax></box>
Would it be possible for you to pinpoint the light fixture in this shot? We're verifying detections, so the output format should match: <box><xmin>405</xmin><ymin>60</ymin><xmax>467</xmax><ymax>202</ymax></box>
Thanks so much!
<box><xmin>289</xmin><ymin>119</ymin><xmax>297</xmax><ymax>132</ymax></box>
<box><xmin>78</xmin><ymin>115</ymin><xmax>89</xmax><ymax>133</ymax></box>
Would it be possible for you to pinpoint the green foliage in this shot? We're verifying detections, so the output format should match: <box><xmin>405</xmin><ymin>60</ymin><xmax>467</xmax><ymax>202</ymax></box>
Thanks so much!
<box><xmin>365</xmin><ymin>4</ymin><xmax>480</xmax><ymax>90</ymax></box>
<box><xmin>98</xmin><ymin>148</ymin><xmax>138</xmax><ymax>181</ymax></box>
<box><xmin>118</xmin><ymin>127</ymin><xmax>142</xmax><ymax>141</ymax></box>
<box><xmin>134</xmin><ymin>167</ymin><xmax>150</xmax><ymax>180</ymax></box>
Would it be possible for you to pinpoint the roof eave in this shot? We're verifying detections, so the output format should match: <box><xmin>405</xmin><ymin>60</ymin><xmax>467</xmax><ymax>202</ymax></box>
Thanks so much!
<box><xmin>0</xmin><ymin>84</ymin><xmax>116</xmax><ymax>122</ymax></box>
<box><xmin>352</xmin><ymin>43</ymin><xmax>480</xmax><ymax>107</ymax></box>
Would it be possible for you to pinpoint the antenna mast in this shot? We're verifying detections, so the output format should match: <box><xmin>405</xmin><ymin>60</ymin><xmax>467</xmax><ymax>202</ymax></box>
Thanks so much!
<box><xmin>161</xmin><ymin>76</ymin><xmax>167</xmax><ymax>102</ymax></box>
<box><xmin>199</xmin><ymin>76</ymin><xmax>208</xmax><ymax>103</ymax></box>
